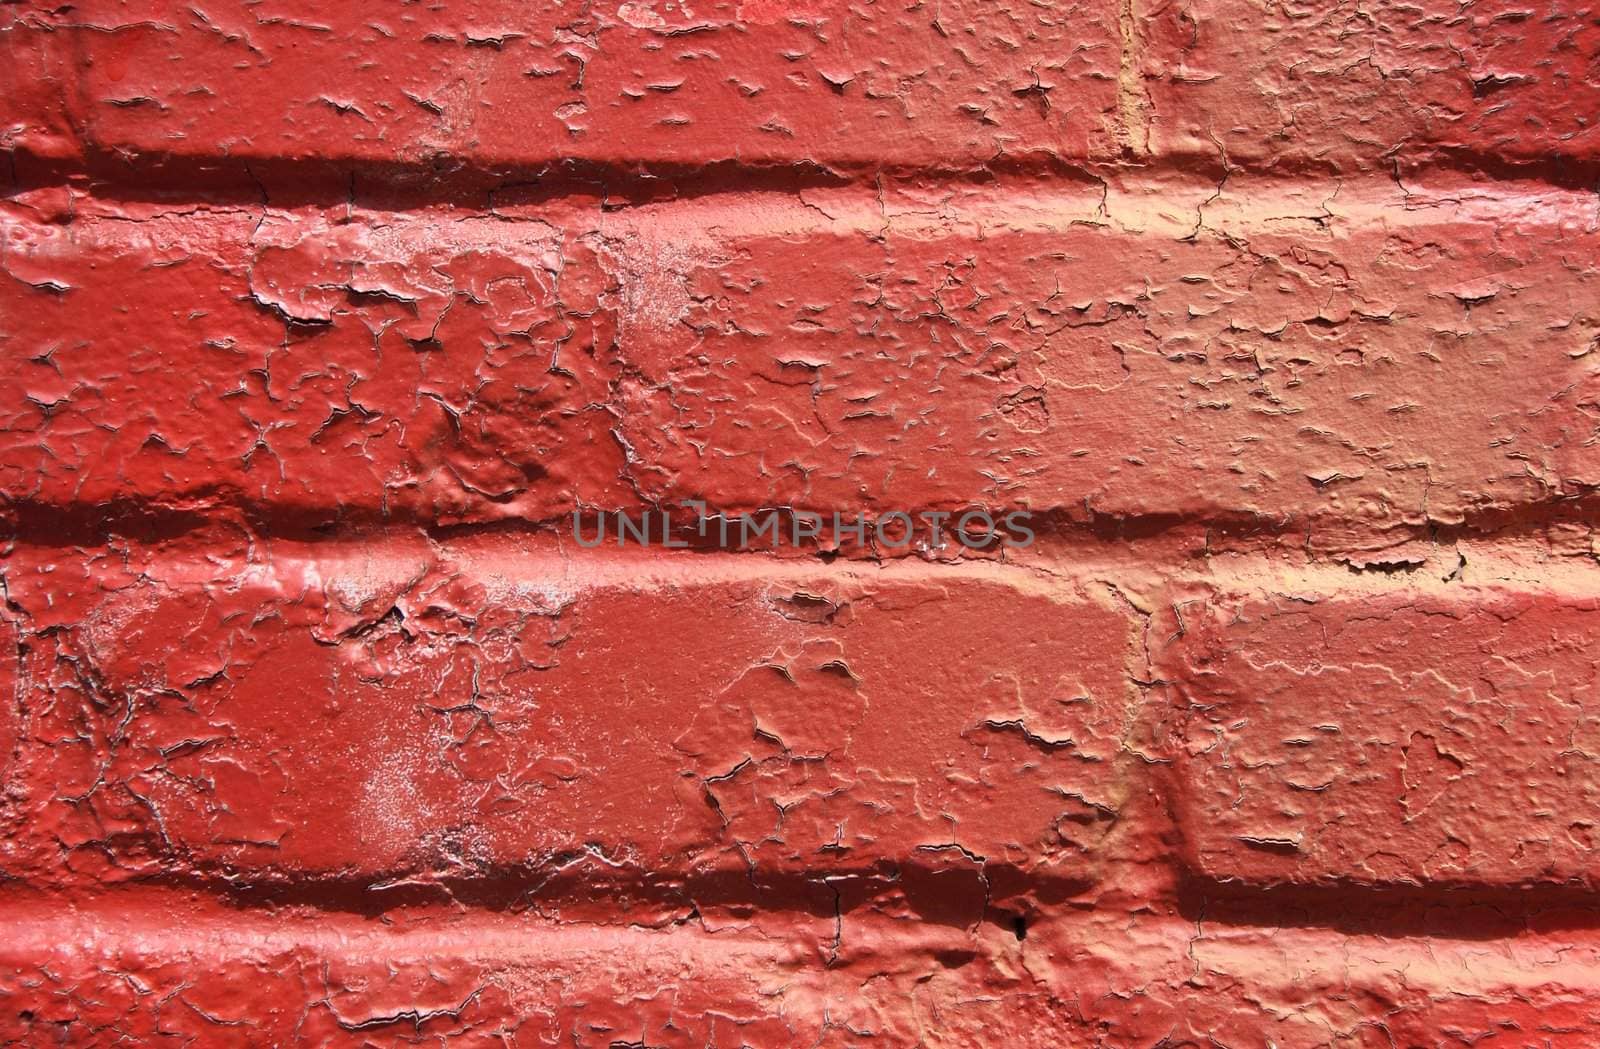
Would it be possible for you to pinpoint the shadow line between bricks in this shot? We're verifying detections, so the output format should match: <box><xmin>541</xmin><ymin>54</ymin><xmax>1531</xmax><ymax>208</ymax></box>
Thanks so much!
<box><xmin>8</xmin><ymin>142</ymin><xmax>1600</xmax><ymax>206</ymax></box>
<box><xmin>16</xmin><ymin>863</ymin><xmax>1092</xmax><ymax>932</ymax></box>
<box><xmin>3</xmin><ymin>145</ymin><xmax>1108</xmax><ymax>210</ymax></box>
<box><xmin>1177</xmin><ymin>872</ymin><xmax>1600</xmax><ymax>939</ymax></box>
<box><xmin>6</xmin><ymin>494</ymin><xmax>1600</xmax><ymax>561</ymax></box>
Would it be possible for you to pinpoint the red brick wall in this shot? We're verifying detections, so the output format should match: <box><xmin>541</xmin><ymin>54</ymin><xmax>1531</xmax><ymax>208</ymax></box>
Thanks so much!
<box><xmin>3</xmin><ymin>0</ymin><xmax>1600</xmax><ymax>1044</ymax></box>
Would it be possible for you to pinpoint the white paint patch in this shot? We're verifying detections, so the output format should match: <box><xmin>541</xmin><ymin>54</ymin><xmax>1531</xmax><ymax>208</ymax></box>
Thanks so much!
<box><xmin>615</xmin><ymin>0</ymin><xmax>698</xmax><ymax>30</ymax></box>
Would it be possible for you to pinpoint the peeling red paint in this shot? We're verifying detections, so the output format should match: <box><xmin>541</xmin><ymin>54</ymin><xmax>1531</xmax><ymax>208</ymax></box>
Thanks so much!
<box><xmin>5</xmin><ymin>179</ymin><xmax>1599</xmax><ymax>533</ymax></box>
<box><xmin>1143</xmin><ymin>0</ymin><xmax>1600</xmax><ymax>175</ymax></box>
<box><xmin>3</xmin><ymin>0</ymin><xmax>1123</xmax><ymax>177</ymax></box>
<box><xmin>1166</xmin><ymin>581</ymin><xmax>1600</xmax><ymax>887</ymax></box>
<box><xmin>5</xmin><ymin>0</ymin><xmax>1600</xmax><ymax>1044</ymax></box>
<box><xmin>0</xmin><ymin>540</ymin><xmax>1143</xmax><ymax>898</ymax></box>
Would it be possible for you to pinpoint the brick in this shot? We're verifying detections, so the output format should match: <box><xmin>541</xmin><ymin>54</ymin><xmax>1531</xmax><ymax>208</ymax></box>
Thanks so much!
<box><xmin>1141</xmin><ymin>0</ymin><xmax>1600</xmax><ymax>174</ymax></box>
<box><xmin>8</xmin><ymin>0</ymin><xmax>1600</xmax><ymax>1033</ymax></box>
<box><xmin>613</xmin><ymin>180</ymin><xmax>1600</xmax><ymax>527</ymax></box>
<box><xmin>1162</xmin><ymin>574</ymin><xmax>1600</xmax><ymax>886</ymax></box>
<box><xmin>12</xmin><ymin>0</ymin><xmax>1599</xmax><ymax>185</ymax></box>
<box><xmin>0</xmin><ymin>17</ymin><xmax>78</xmax><ymax>168</ymax></box>
<box><xmin>1034</xmin><ymin>913</ymin><xmax>1600</xmax><ymax>1047</ymax></box>
<box><xmin>4</xmin><ymin>900</ymin><xmax>1599</xmax><ymax>1046</ymax></box>
<box><xmin>0</xmin><ymin>539</ymin><xmax>1142</xmax><ymax>895</ymax></box>
<box><xmin>5</xmin><ymin>180</ymin><xmax>1600</xmax><ymax>530</ymax></box>
<box><xmin>0</xmin><ymin>894</ymin><xmax>833</xmax><ymax>1047</ymax></box>
<box><xmin>2</xmin><ymin>0</ymin><xmax>1122</xmax><ymax>179</ymax></box>
<box><xmin>0</xmin><ymin>202</ymin><xmax>634</xmax><ymax>525</ymax></box>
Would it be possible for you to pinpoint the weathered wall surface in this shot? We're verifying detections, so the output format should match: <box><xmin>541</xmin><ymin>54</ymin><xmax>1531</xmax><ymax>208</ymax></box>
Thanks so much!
<box><xmin>3</xmin><ymin>0</ymin><xmax>1600</xmax><ymax>1045</ymax></box>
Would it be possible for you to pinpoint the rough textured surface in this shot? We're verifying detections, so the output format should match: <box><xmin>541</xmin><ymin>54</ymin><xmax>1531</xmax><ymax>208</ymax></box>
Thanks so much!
<box><xmin>5</xmin><ymin>180</ymin><xmax>1598</xmax><ymax>530</ymax></box>
<box><xmin>1143</xmin><ymin>0</ymin><xmax>1600</xmax><ymax>175</ymax></box>
<box><xmin>7</xmin><ymin>899</ymin><xmax>1600</xmax><ymax>1047</ymax></box>
<box><xmin>0</xmin><ymin>540</ymin><xmax>1145</xmax><ymax>899</ymax></box>
<box><xmin>2</xmin><ymin>0</ymin><xmax>1123</xmax><ymax>178</ymax></box>
<box><xmin>6</xmin><ymin>0</ymin><xmax>1600</xmax><ymax>1045</ymax></box>
<box><xmin>1164</xmin><ymin>575</ymin><xmax>1600</xmax><ymax>887</ymax></box>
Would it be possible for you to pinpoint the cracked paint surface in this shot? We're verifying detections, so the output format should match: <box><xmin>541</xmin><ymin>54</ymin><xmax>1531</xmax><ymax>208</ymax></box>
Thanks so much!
<box><xmin>4</xmin><ymin>0</ymin><xmax>1600</xmax><ymax>1045</ymax></box>
<box><xmin>5</xmin><ymin>0</ymin><xmax>1122</xmax><ymax>175</ymax></box>
<box><xmin>0</xmin><ymin>539</ymin><xmax>1142</xmax><ymax>900</ymax></box>
<box><xmin>6</xmin><ymin>901</ymin><xmax>1600</xmax><ymax>1046</ymax></box>
<box><xmin>1142</xmin><ymin>0</ymin><xmax>1600</xmax><ymax>174</ymax></box>
<box><xmin>4</xmin><ymin>178</ymin><xmax>1599</xmax><ymax>534</ymax></box>
<box><xmin>1165</xmin><ymin>580</ymin><xmax>1600</xmax><ymax>886</ymax></box>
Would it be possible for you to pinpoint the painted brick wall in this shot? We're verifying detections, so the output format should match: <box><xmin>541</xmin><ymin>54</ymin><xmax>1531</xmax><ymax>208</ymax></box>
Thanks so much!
<box><xmin>3</xmin><ymin>0</ymin><xmax>1600</xmax><ymax>1045</ymax></box>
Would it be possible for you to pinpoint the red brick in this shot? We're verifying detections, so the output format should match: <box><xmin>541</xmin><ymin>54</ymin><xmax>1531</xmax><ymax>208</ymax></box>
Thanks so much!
<box><xmin>0</xmin><ymin>19</ymin><xmax>78</xmax><ymax>167</ymax></box>
<box><xmin>1162</xmin><ymin>574</ymin><xmax>1600</xmax><ymax>886</ymax></box>
<box><xmin>8</xmin><ymin>0</ymin><xmax>1600</xmax><ymax>1029</ymax></box>
<box><xmin>4</xmin><ymin>899</ymin><xmax>1599</xmax><ymax>1046</ymax></box>
<box><xmin>614</xmin><ymin>179</ymin><xmax>1600</xmax><ymax>526</ymax></box>
<box><xmin>1141</xmin><ymin>0</ymin><xmax>1600</xmax><ymax>173</ymax></box>
<box><xmin>13</xmin><ymin>0</ymin><xmax>1599</xmax><ymax>185</ymax></box>
<box><xmin>1034</xmin><ymin>912</ymin><xmax>1600</xmax><ymax>1047</ymax></box>
<box><xmin>4</xmin><ymin>180</ymin><xmax>1598</xmax><ymax>530</ymax></box>
<box><xmin>0</xmin><ymin>538</ymin><xmax>1142</xmax><ymax>894</ymax></box>
<box><xmin>0</xmin><ymin>202</ymin><xmax>633</xmax><ymax>524</ymax></box>
<box><xmin>0</xmin><ymin>894</ymin><xmax>833</xmax><ymax>1047</ymax></box>
<box><xmin>2</xmin><ymin>0</ymin><xmax>1122</xmax><ymax>179</ymax></box>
